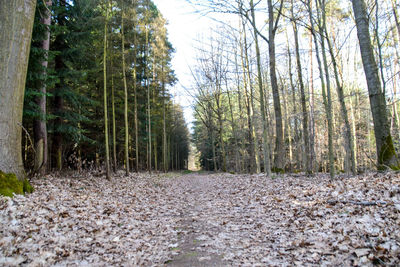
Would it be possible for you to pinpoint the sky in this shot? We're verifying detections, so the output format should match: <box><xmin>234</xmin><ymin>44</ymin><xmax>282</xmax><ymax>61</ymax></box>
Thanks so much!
<box><xmin>152</xmin><ymin>0</ymin><xmax>214</xmax><ymax>130</ymax></box>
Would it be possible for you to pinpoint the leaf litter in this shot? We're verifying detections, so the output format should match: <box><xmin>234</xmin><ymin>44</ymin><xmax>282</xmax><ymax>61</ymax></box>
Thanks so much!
<box><xmin>0</xmin><ymin>171</ymin><xmax>399</xmax><ymax>266</ymax></box>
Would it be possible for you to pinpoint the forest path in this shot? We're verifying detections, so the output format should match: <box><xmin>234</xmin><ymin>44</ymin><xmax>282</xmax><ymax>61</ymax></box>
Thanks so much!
<box><xmin>0</xmin><ymin>171</ymin><xmax>399</xmax><ymax>266</ymax></box>
<box><xmin>164</xmin><ymin>173</ymin><xmax>227</xmax><ymax>266</ymax></box>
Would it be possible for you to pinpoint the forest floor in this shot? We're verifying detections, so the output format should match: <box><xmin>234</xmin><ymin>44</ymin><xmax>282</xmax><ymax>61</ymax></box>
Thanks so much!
<box><xmin>0</xmin><ymin>171</ymin><xmax>399</xmax><ymax>266</ymax></box>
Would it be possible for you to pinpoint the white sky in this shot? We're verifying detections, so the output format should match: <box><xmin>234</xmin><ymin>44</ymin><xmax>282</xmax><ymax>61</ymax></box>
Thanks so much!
<box><xmin>152</xmin><ymin>0</ymin><xmax>215</xmax><ymax>129</ymax></box>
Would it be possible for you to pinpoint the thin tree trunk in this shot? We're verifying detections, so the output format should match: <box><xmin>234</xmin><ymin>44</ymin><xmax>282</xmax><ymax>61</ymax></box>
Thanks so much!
<box><xmin>324</xmin><ymin>24</ymin><xmax>356</xmax><ymax>174</ymax></box>
<box><xmin>111</xmin><ymin>58</ymin><xmax>117</xmax><ymax>172</ymax></box>
<box><xmin>162</xmin><ymin>63</ymin><xmax>167</xmax><ymax>172</ymax></box>
<box><xmin>146</xmin><ymin>0</ymin><xmax>152</xmax><ymax>173</ymax></box>
<box><xmin>239</xmin><ymin>11</ymin><xmax>259</xmax><ymax>173</ymax></box>
<box><xmin>250</xmin><ymin>0</ymin><xmax>271</xmax><ymax>176</ymax></box>
<box><xmin>121</xmin><ymin>7</ymin><xmax>129</xmax><ymax>175</ymax></box>
<box><xmin>291</xmin><ymin>3</ymin><xmax>312</xmax><ymax>175</ymax></box>
<box><xmin>267</xmin><ymin>0</ymin><xmax>285</xmax><ymax>171</ymax></box>
<box><xmin>133</xmin><ymin>33</ymin><xmax>139</xmax><ymax>172</ymax></box>
<box><xmin>34</xmin><ymin>0</ymin><xmax>52</xmax><ymax>175</ymax></box>
<box><xmin>103</xmin><ymin>0</ymin><xmax>110</xmax><ymax>180</ymax></box>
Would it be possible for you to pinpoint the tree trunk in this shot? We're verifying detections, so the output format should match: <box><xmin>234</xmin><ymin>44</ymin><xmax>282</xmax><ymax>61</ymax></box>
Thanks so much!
<box><xmin>0</xmin><ymin>0</ymin><xmax>36</xmax><ymax>179</ymax></box>
<box><xmin>291</xmin><ymin>6</ymin><xmax>312</xmax><ymax>175</ymax></box>
<box><xmin>250</xmin><ymin>0</ymin><xmax>271</xmax><ymax>176</ymax></box>
<box><xmin>121</xmin><ymin>8</ymin><xmax>129</xmax><ymax>176</ymax></box>
<box><xmin>111</xmin><ymin>58</ymin><xmax>117</xmax><ymax>172</ymax></box>
<box><xmin>162</xmin><ymin>63</ymin><xmax>167</xmax><ymax>172</ymax></box>
<box><xmin>34</xmin><ymin>0</ymin><xmax>52</xmax><ymax>175</ymax></box>
<box><xmin>146</xmin><ymin>1</ymin><xmax>152</xmax><ymax>173</ymax></box>
<box><xmin>239</xmin><ymin>11</ymin><xmax>259</xmax><ymax>173</ymax></box>
<box><xmin>103</xmin><ymin>1</ymin><xmax>110</xmax><ymax>180</ymax></box>
<box><xmin>325</xmin><ymin>27</ymin><xmax>357</xmax><ymax>174</ymax></box>
<box><xmin>52</xmin><ymin>0</ymin><xmax>67</xmax><ymax>171</ymax></box>
<box><xmin>267</xmin><ymin>0</ymin><xmax>285</xmax><ymax>171</ymax></box>
<box><xmin>351</xmin><ymin>0</ymin><xmax>399</xmax><ymax>168</ymax></box>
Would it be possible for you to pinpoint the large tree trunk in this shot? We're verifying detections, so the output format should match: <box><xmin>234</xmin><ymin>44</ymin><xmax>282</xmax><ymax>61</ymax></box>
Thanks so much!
<box><xmin>351</xmin><ymin>0</ymin><xmax>399</xmax><ymax>168</ymax></box>
<box><xmin>0</xmin><ymin>0</ymin><xmax>36</xmax><ymax>179</ymax></box>
<box><xmin>34</xmin><ymin>0</ymin><xmax>52</xmax><ymax>175</ymax></box>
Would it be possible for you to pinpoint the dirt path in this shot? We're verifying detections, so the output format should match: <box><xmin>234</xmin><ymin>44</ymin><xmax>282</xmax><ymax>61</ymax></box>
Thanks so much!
<box><xmin>165</xmin><ymin>174</ymin><xmax>227</xmax><ymax>266</ymax></box>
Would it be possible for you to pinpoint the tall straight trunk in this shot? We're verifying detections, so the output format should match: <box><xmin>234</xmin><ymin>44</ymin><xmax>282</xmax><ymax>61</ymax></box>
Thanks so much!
<box><xmin>226</xmin><ymin>79</ymin><xmax>239</xmax><ymax>172</ymax></box>
<box><xmin>291</xmin><ymin>6</ymin><xmax>312</xmax><ymax>175</ymax></box>
<box><xmin>34</xmin><ymin>0</ymin><xmax>52</xmax><ymax>175</ymax></box>
<box><xmin>133</xmin><ymin>33</ymin><xmax>139</xmax><ymax>172</ymax></box>
<box><xmin>239</xmin><ymin>10</ymin><xmax>259</xmax><ymax>173</ymax></box>
<box><xmin>352</xmin><ymin>0</ymin><xmax>399</xmax><ymax>168</ymax></box>
<box><xmin>111</xmin><ymin>59</ymin><xmax>117</xmax><ymax>172</ymax></box>
<box><xmin>146</xmin><ymin>0</ymin><xmax>152</xmax><ymax>173</ymax></box>
<box><xmin>250</xmin><ymin>0</ymin><xmax>271</xmax><ymax>176</ymax></box>
<box><xmin>0</xmin><ymin>0</ymin><xmax>36</xmax><ymax>179</ymax></box>
<box><xmin>309</xmin><ymin>0</ymin><xmax>334</xmax><ymax>177</ymax></box>
<box><xmin>267</xmin><ymin>0</ymin><xmax>285</xmax><ymax>171</ymax></box>
<box><xmin>320</xmin><ymin>27</ymin><xmax>335</xmax><ymax>178</ymax></box>
<box><xmin>103</xmin><ymin>1</ymin><xmax>110</xmax><ymax>180</ymax></box>
<box><xmin>162</xmin><ymin>64</ymin><xmax>167</xmax><ymax>172</ymax></box>
<box><xmin>308</xmin><ymin>28</ymin><xmax>316</xmax><ymax>172</ymax></box>
<box><xmin>53</xmin><ymin>0</ymin><xmax>67</xmax><ymax>171</ymax></box>
<box><xmin>285</xmin><ymin>37</ymin><xmax>294</xmax><ymax>171</ymax></box>
<box><xmin>324</xmin><ymin>26</ymin><xmax>357</xmax><ymax>174</ymax></box>
<box><xmin>121</xmin><ymin>8</ymin><xmax>129</xmax><ymax>175</ymax></box>
<box><xmin>287</xmin><ymin>39</ymin><xmax>300</xmax><ymax>169</ymax></box>
<box><xmin>215</xmin><ymin>91</ymin><xmax>227</xmax><ymax>172</ymax></box>
<box><xmin>234</xmin><ymin>50</ymin><xmax>245</xmax><ymax>172</ymax></box>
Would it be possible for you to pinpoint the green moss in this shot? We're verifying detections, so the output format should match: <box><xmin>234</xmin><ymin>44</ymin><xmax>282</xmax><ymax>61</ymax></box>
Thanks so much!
<box><xmin>0</xmin><ymin>170</ymin><xmax>34</xmax><ymax>197</ymax></box>
<box><xmin>378</xmin><ymin>135</ymin><xmax>400</xmax><ymax>170</ymax></box>
<box><xmin>271</xmin><ymin>167</ymin><xmax>285</xmax><ymax>174</ymax></box>
<box><xmin>23</xmin><ymin>179</ymin><xmax>34</xmax><ymax>193</ymax></box>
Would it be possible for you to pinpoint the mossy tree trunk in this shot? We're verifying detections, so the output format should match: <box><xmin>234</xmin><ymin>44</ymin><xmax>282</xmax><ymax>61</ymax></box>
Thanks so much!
<box><xmin>0</xmin><ymin>0</ymin><xmax>36</xmax><ymax>179</ymax></box>
<box><xmin>352</xmin><ymin>0</ymin><xmax>399</xmax><ymax>169</ymax></box>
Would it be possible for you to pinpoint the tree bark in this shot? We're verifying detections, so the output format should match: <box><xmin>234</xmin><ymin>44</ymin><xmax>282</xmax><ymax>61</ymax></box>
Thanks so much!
<box><xmin>250</xmin><ymin>0</ymin><xmax>271</xmax><ymax>176</ymax></box>
<box><xmin>52</xmin><ymin>0</ymin><xmax>67</xmax><ymax>171</ymax></box>
<box><xmin>325</xmin><ymin>27</ymin><xmax>357</xmax><ymax>174</ymax></box>
<box><xmin>34</xmin><ymin>0</ymin><xmax>52</xmax><ymax>175</ymax></box>
<box><xmin>291</xmin><ymin>4</ymin><xmax>312</xmax><ymax>175</ymax></box>
<box><xmin>267</xmin><ymin>0</ymin><xmax>285</xmax><ymax>171</ymax></box>
<box><xmin>0</xmin><ymin>0</ymin><xmax>36</xmax><ymax>179</ymax></box>
<box><xmin>121</xmin><ymin>7</ymin><xmax>129</xmax><ymax>176</ymax></box>
<box><xmin>351</xmin><ymin>0</ymin><xmax>399</xmax><ymax>168</ymax></box>
<box><xmin>103</xmin><ymin>0</ymin><xmax>110</xmax><ymax>180</ymax></box>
